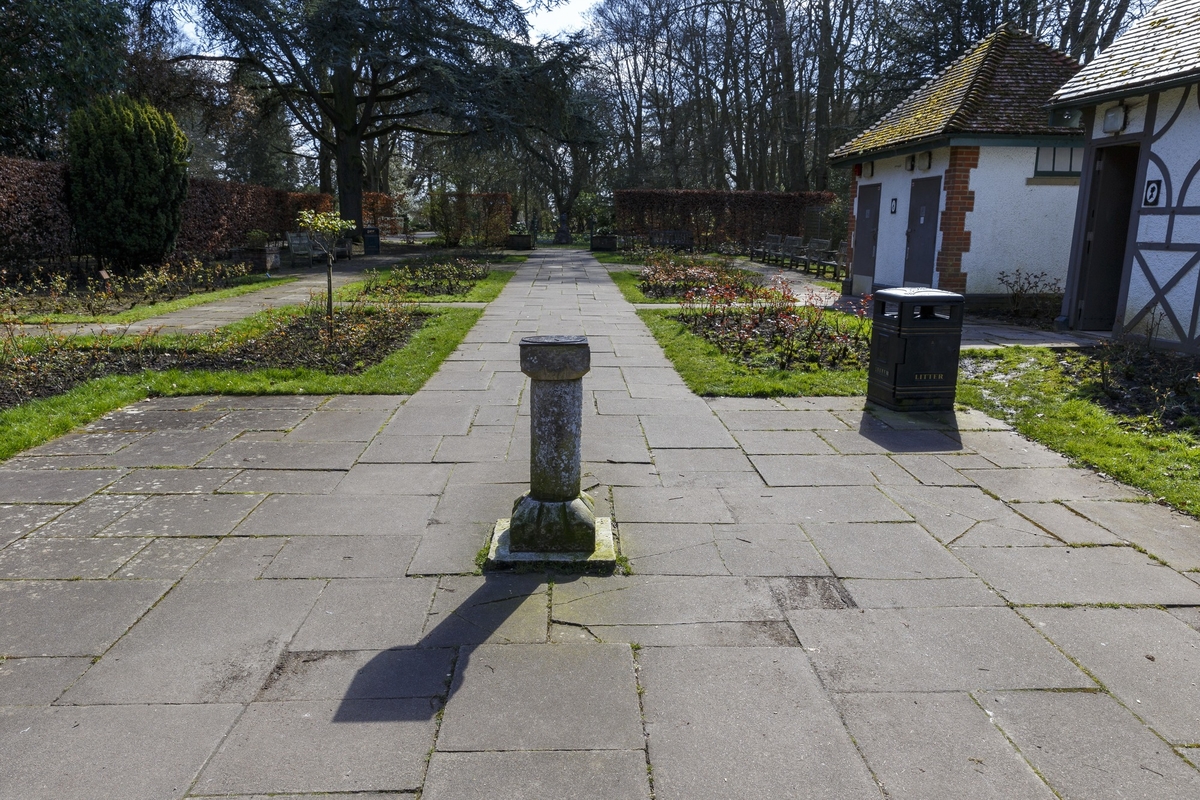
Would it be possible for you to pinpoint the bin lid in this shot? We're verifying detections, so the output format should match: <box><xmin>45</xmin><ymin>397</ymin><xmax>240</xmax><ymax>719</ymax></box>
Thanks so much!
<box><xmin>363</xmin><ymin>226</ymin><xmax>380</xmax><ymax>234</ymax></box>
<box><xmin>875</xmin><ymin>287</ymin><xmax>964</xmax><ymax>304</ymax></box>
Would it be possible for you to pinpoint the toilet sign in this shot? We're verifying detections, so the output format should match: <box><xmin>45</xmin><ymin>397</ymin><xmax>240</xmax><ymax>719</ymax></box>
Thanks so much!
<box><xmin>1144</xmin><ymin>179</ymin><xmax>1162</xmax><ymax>206</ymax></box>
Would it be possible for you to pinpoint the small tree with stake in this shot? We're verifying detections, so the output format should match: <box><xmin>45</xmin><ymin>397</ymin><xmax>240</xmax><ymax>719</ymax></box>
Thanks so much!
<box><xmin>298</xmin><ymin>210</ymin><xmax>354</xmax><ymax>337</ymax></box>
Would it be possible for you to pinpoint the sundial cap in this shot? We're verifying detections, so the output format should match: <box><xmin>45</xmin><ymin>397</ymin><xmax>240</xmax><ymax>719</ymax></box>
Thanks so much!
<box><xmin>520</xmin><ymin>335</ymin><xmax>590</xmax><ymax>380</ymax></box>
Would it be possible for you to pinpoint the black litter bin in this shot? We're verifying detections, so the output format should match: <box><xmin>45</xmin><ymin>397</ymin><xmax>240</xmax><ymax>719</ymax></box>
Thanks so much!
<box><xmin>362</xmin><ymin>226</ymin><xmax>381</xmax><ymax>255</ymax></box>
<box><xmin>867</xmin><ymin>287</ymin><xmax>964</xmax><ymax>411</ymax></box>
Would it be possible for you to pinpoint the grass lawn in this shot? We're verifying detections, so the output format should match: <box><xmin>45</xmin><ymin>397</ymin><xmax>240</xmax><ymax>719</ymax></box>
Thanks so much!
<box><xmin>7</xmin><ymin>275</ymin><xmax>298</xmax><ymax>324</ymax></box>
<box><xmin>338</xmin><ymin>269</ymin><xmax>515</xmax><ymax>303</ymax></box>
<box><xmin>0</xmin><ymin>306</ymin><xmax>481</xmax><ymax>461</ymax></box>
<box><xmin>609</xmin><ymin>271</ymin><xmax>673</xmax><ymax>304</ymax></box>
<box><xmin>958</xmin><ymin>346</ymin><xmax>1200</xmax><ymax>515</ymax></box>
<box><xmin>638</xmin><ymin>309</ymin><xmax>866</xmax><ymax>396</ymax></box>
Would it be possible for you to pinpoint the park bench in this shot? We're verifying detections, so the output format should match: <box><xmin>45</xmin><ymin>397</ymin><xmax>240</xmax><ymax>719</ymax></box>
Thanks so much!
<box><xmin>285</xmin><ymin>232</ymin><xmax>315</xmax><ymax>267</ymax></box>
<box><xmin>781</xmin><ymin>235</ymin><xmax>806</xmax><ymax>268</ymax></box>
<box><xmin>752</xmin><ymin>233</ymin><xmax>782</xmax><ymax>263</ymax></box>
<box><xmin>824</xmin><ymin>241</ymin><xmax>849</xmax><ymax>280</ymax></box>
<box><xmin>314</xmin><ymin>232</ymin><xmax>354</xmax><ymax>262</ymax></box>
<box><xmin>803</xmin><ymin>238</ymin><xmax>832</xmax><ymax>273</ymax></box>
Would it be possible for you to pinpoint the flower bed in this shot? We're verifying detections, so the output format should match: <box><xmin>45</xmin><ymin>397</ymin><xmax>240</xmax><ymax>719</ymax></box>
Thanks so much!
<box><xmin>676</xmin><ymin>277</ymin><xmax>871</xmax><ymax>371</ymax></box>
<box><xmin>0</xmin><ymin>301</ymin><xmax>423</xmax><ymax>410</ymax></box>
<box><xmin>636</xmin><ymin>251</ymin><xmax>762</xmax><ymax>299</ymax></box>
<box><xmin>359</xmin><ymin>258</ymin><xmax>492</xmax><ymax>299</ymax></box>
<box><xmin>0</xmin><ymin>259</ymin><xmax>257</xmax><ymax>319</ymax></box>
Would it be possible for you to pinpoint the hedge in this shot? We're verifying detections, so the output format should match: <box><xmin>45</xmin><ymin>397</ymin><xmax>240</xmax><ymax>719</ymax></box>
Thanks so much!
<box><xmin>363</xmin><ymin>191</ymin><xmax>400</xmax><ymax>235</ymax></box>
<box><xmin>0</xmin><ymin>157</ymin><xmax>74</xmax><ymax>265</ymax></box>
<box><xmin>0</xmin><ymin>155</ymin><xmax>332</xmax><ymax>265</ymax></box>
<box><xmin>614</xmin><ymin>189</ymin><xmax>836</xmax><ymax>250</ymax></box>
<box><xmin>429</xmin><ymin>191</ymin><xmax>511</xmax><ymax>247</ymax></box>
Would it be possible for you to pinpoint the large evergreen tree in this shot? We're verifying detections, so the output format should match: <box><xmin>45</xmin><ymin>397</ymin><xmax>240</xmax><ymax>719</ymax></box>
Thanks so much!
<box><xmin>68</xmin><ymin>95</ymin><xmax>192</xmax><ymax>269</ymax></box>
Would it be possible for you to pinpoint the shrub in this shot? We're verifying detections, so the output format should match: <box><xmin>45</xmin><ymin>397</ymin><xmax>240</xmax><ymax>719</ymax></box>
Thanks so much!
<box><xmin>0</xmin><ymin>157</ymin><xmax>72</xmax><ymax>268</ymax></box>
<box><xmin>67</xmin><ymin>95</ymin><xmax>192</xmax><ymax>270</ymax></box>
<box><xmin>429</xmin><ymin>191</ymin><xmax>511</xmax><ymax>247</ymax></box>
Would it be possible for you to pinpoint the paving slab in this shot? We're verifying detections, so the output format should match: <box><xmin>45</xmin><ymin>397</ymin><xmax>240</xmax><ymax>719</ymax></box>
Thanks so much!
<box><xmin>262</xmin><ymin>535</ymin><xmax>421</xmax><ymax>578</ymax></box>
<box><xmin>1014</xmin><ymin>501</ymin><xmax>1124</xmax><ymax>544</ymax></box>
<box><xmin>953</xmin><ymin>430</ymin><xmax>1068</xmax><ymax>467</ymax></box>
<box><xmin>22</xmin><ymin>431</ymin><xmax>147</xmax><ymax>456</ymax></box>
<box><xmin>358</xmin><ymin>434</ymin><xmax>442</xmax><ymax>462</ymax></box>
<box><xmin>836</xmin><ymin>692</ymin><xmax>1055</xmax><ymax>800</ymax></box>
<box><xmin>618</xmin><ymin>522</ymin><xmax>728</xmax><ymax>575</ymax></box>
<box><xmin>0</xmin><ymin>536</ymin><xmax>146</xmax><ymax>578</ymax></box>
<box><xmin>1022</xmin><ymin>606</ymin><xmax>1200</xmax><ymax>744</ymax></box>
<box><xmin>334</xmin><ymin>462</ymin><xmax>453</xmax><ymax>495</ymax></box>
<box><xmin>97</xmin><ymin>429</ymin><xmax>236</xmax><ymax>467</ymax></box>
<box><xmin>959</xmin><ymin>546</ymin><xmax>1200</xmax><ymax>606</ymax></box>
<box><xmin>205</xmin><ymin>407</ymin><xmax>312</xmax><ymax>432</ymax></box>
<box><xmin>61</xmin><ymin>579</ymin><xmax>322</xmax><ymax>704</ymax></box>
<box><xmin>788</xmin><ymin>607</ymin><xmax>1093</xmax><ymax>691</ymax></box>
<box><xmin>639</xmin><ymin>414</ymin><xmax>738</xmax><ymax>448</ymax></box>
<box><xmin>712</xmin><ymin>523</ymin><xmax>832</xmax><ymax>576</ymax></box>
<box><xmin>194</xmin><ymin>699</ymin><xmax>438</xmax><ymax>795</ymax></box>
<box><xmin>843</xmin><ymin>577</ymin><xmax>1005</xmax><ymax>608</ymax></box>
<box><xmin>437</xmin><ymin>643</ymin><xmax>643</xmax><ymax>751</ymax></box>
<box><xmin>0</xmin><ymin>703</ymin><xmax>240</xmax><ymax>800</ymax></box>
<box><xmin>0</xmin><ymin>579</ymin><xmax>169</xmax><ymax>656</ymax></box>
<box><xmin>105</xmin><ymin>467</ymin><xmax>240</xmax><ymax>494</ymax></box>
<box><xmin>553</xmin><ymin>575</ymin><xmax>784</xmax><ymax>626</ymax></box>
<box><xmin>259</xmin><ymin>647</ymin><xmax>454</xmax><ymax>701</ymax></box>
<box><xmin>721</xmin><ymin>486</ymin><xmax>910</xmax><ymax>524</ymax></box>
<box><xmin>421</xmin><ymin>574</ymin><xmax>549</xmax><ymax>645</ymax></box>
<box><xmin>978</xmin><ymin>690</ymin><xmax>1200</xmax><ymax>799</ymax></box>
<box><xmin>84</xmin><ymin>407</ymin><xmax>226</xmax><ymax>431</ymax></box>
<box><xmin>100</xmin><ymin>494</ymin><xmax>263</xmax><ymax>537</ymax></box>
<box><xmin>1064</xmin><ymin>499</ymin><xmax>1200</xmax><ymax>570</ymax></box>
<box><xmin>407</xmin><ymin>521</ymin><xmax>492</xmax><ymax>575</ymax></box>
<box><xmin>234</xmin><ymin>494</ymin><xmax>437</xmax><ymax>537</ymax></box>
<box><xmin>182</xmin><ymin>536</ymin><xmax>286</xmax><ymax>581</ymax></box>
<box><xmin>965</xmin><ymin>467</ymin><xmax>1140</xmax><ymax>502</ymax></box>
<box><xmin>285</xmin><ymin>409</ymin><xmax>394</xmax><ymax>441</ymax></box>
<box><xmin>890</xmin><ymin>454</ymin><xmax>979</xmax><ymax>485</ymax></box>
<box><xmin>423</xmin><ymin>751</ymin><xmax>651</xmax><ymax>800</ymax></box>
<box><xmin>384</xmin><ymin>403</ymin><xmax>477</xmax><ymax>436</ymax></box>
<box><xmin>0</xmin><ymin>468</ymin><xmax>125</xmax><ymax>503</ymax></box>
<box><xmin>216</xmin><ymin>468</ymin><xmax>346</xmax><ymax>494</ymax></box>
<box><xmin>751</xmin><ymin>454</ymin><xmax>917</xmax><ymax>486</ymax></box>
<box><xmin>0</xmin><ymin>656</ymin><xmax>91</xmax><ymax>705</ymax></box>
<box><xmin>820</xmin><ymin>426</ymin><xmax>962</xmax><ymax>454</ymax></box>
<box><xmin>0</xmin><ymin>503</ymin><xmax>69</xmax><ymax>548</ymax></box>
<box><xmin>731</xmin><ymin>429</ymin><xmax>836</xmax><ymax>455</ymax></box>
<box><xmin>881</xmin><ymin>484</ymin><xmax>1041</xmax><ymax>543</ymax></box>
<box><xmin>200</xmin><ymin>440</ymin><xmax>367</xmax><ymax>470</ymax></box>
<box><xmin>612</xmin><ymin>486</ymin><xmax>734</xmax><ymax>523</ymax></box>
<box><xmin>115</xmin><ymin>537</ymin><xmax>215</xmax><ymax>579</ymax></box>
<box><xmin>640</xmin><ymin>646</ymin><xmax>881</xmax><ymax>800</ymax></box>
<box><xmin>289</xmin><ymin>578</ymin><xmax>437</xmax><ymax>650</ymax></box>
<box><xmin>803</xmin><ymin>522</ymin><xmax>973</xmax><ymax>579</ymax></box>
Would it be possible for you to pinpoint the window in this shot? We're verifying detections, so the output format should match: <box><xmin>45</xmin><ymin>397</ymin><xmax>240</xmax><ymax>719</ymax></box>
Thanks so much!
<box><xmin>1035</xmin><ymin>146</ymin><xmax>1083</xmax><ymax>176</ymax></box>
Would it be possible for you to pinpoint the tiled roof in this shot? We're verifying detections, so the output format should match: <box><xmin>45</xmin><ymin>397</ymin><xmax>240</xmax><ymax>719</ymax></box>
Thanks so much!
<box><xmin>831</xmin><ymin>24</ymin><xmax>1081</xmax><ymax>161</ymax></box>
<box><xmin>1052</xmin><ymin>0</ymin><xmax>1200</xmax><ymax>105</ymax></box>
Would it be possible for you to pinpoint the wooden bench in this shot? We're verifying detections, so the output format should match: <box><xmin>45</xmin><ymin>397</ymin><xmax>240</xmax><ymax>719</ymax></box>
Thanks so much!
<box><xmin>752</xmin><ymin>234</ymin><xmax>782</xmax><ymax>263</ymax></box>
<box><xmin>286</xmin><ymin>232</ymin><xmax>315</xmax><ymax>267</ymax></box>
<box><xmin>781</xmin><ymin>235</ymin><xmax>806</xmax><ymax>268</ymax></box>
<box><xmin>803</xmin><ymin>238</ymin><xmax>832</xmax><ymax>273</ymax></box>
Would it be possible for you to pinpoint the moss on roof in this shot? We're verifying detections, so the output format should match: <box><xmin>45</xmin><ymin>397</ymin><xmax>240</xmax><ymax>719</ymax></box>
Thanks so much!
<box><xmin>1052</xmin><ymin>0</ymin><xmax>1200</xmax><ymax>105</ymax></box>
<box><xmin>831</xmin><ymin>24</ymin><xmax>1081</xmax><ymax>162</ymax></box>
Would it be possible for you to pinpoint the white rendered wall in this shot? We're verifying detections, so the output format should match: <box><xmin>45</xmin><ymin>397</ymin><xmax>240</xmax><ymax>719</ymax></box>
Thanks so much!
<box><xmin>854</xmin><ymin>148</ymin><xmax>949</xmax><ymax>288</ymax></box>
<box><xmin>962</xmin><ymin>146</ymin><xmax>1078</xmax><ymax>294</ymax></box>
<box><xmin>1123</xmin><ymin>85</ymin><xmax>1200</xmax><ymax>343</ymax></box>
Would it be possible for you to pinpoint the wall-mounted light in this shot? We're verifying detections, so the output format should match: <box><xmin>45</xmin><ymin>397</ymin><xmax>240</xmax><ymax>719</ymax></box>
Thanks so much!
<box><xmin>1049</xmin><ymin>108</ymin><xmax>1083</xmax><ymax>128</ymax></box>
<box><xmin>1102</xmin><ymin>105</ymin><xmax>1126</xmax><ymax>134</ymax></box>
<box><xmin>904</xmin><ymin>155</ymin><xmax>916</xmax><ymax>171</ymax></box>
<box><xmin>917</xmin><ymin>151</ymin><xmax>933</xmax><ymax>170</ymax></box>
<box><xmin>864</xmin><ymin>161</ymin><xmax>875</xmax><ymax>178</ymax></box>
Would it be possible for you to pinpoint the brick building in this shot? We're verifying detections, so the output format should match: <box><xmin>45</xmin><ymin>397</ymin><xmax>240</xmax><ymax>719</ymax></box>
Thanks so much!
<box><xmin>831</xmin><ymin>25</ymin><xmax>1082</xmax><ymax>297</ymax></box>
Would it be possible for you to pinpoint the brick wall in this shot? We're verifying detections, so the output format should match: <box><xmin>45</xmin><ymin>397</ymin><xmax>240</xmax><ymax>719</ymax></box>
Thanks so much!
<box><xmin>935</xmin><ymin>146</ymin><xmax>979</xmax><ymax>293</ymax></box>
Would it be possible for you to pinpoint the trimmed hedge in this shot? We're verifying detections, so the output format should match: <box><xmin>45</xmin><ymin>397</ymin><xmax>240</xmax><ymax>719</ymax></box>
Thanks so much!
<box><xmin>429</xmin><ymin>191</ymin><xmax>511</xmax><ymax>247</ymax></box>
<box><xmin>0</xmin><ymin>155</ymin><xmax>332</xmax><ymax>265</ymax></box>
<box><xmin>615</xmin><ymin>189</ymin><xmax>836</xmax><ymax>250</ymax></box>
<box><xmin>0</xmin><ymin>157</ymin><xmax>73</xmax><ymax>264</ymax></box>
<box><xmin>363</xmin><ymin>191</ymin><xmax>400</xmax><ymax>234</ymax></box>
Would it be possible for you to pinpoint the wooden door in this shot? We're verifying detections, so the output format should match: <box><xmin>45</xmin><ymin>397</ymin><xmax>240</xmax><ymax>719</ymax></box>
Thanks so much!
<box><xmin>904</xmin><ymin>176</ymin><xmax>942</xmax><ymax>286</ymax></box>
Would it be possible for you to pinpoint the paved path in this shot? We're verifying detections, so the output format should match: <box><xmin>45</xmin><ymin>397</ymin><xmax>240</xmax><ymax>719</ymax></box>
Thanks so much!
<box><xmin>30</xmin><ymin>254</ymin><xmax>397</xmax><ymax>337</ymax></box>
<box><xmin>3</xmin><ymin>249</ymin><xmax>1200</xmax><ymax>798</ymax></box>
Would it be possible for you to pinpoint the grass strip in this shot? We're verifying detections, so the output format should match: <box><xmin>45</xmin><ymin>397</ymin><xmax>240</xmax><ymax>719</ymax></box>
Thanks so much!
<box><xmin>957</xmin><ymin>346</ymin><xmax>1200</xmax><ymax>514</ymax></box>
<box><xmin>609</xmin><ymin>271</ymin><xmax>670</xmax><ymax>304</ymax></box>
<box><xmin>338</xmin><ymin>269</ymin><xmax>515</xmax><ymax>303</ymax></box>
<box><xmin>638</xmin><ymin>309</ymin><xmax>866</xmax><ymax>396</ymax></box>
<box><xmin>9</xmin><ymin>275</ymin><xmax>299</xmax><ymax>324</ymax></box>
<box><xmin>0</xmin><ymin>306</ymin><xmax>481</xmax><ymax>461</ymax></box>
